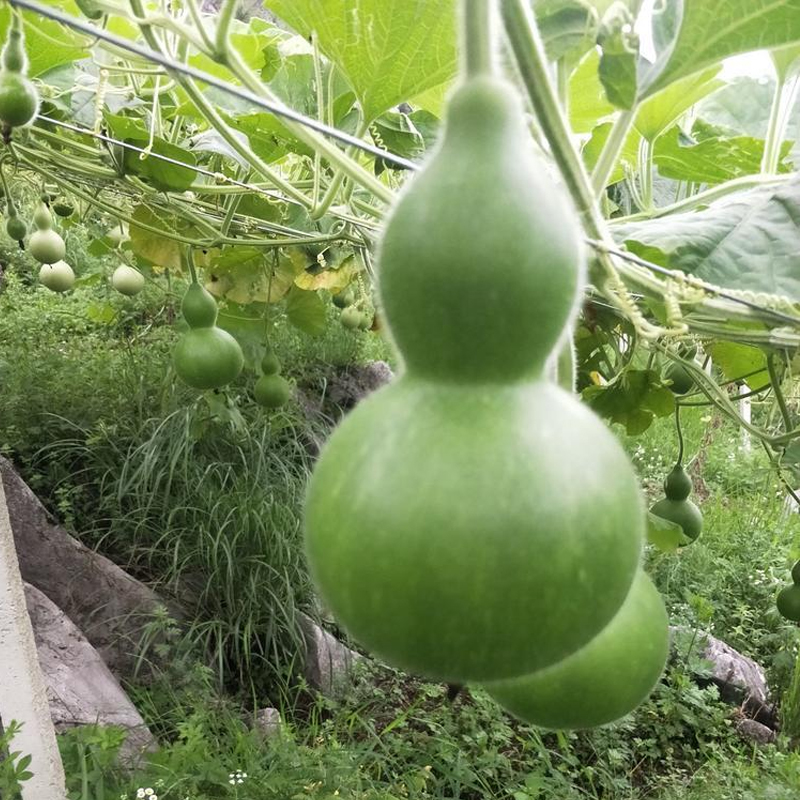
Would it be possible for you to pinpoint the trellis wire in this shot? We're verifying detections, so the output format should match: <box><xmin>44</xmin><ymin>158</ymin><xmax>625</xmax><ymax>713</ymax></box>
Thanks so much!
<box><xmin>15</xmin><ymin>0</ymin><xmax>800</xmax><ymax>329</ymax></box>
<box><xmin>9</xmin><ymin>0</ymin><xmax>418</xmax><ymax>169</ymax></box>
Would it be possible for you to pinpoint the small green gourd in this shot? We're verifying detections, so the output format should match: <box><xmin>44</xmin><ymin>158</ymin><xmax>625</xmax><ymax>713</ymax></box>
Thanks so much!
<box><xmin>650</xmin><ymin>461</ymin><xmax>703</xmax><ymax>544</ymax></box>
<box><xmin>663</xmin><ymin>463</ymin><xmax>692</xmax><ymax>501</ymax></box>
<box><xmin>261</xmin><ymin>348</ymin><xmax>281</xmax><ymax>376</ymax></box>
<box><xmin>254</xmin><ymin>373</ymin><xmax>290</xmax><ymax>408</ymax></box>
<box><xmin>173</xmin><ymin>282</ymin><xmax>244</xmax><ymax>390</ymax></box>
<box><xmin>777</xmin><ymin>584</ymin><xmax>800</xmax><ymax>622</ymax></box>
<box><xmin>0</xmin><ymin>15</ymin><xmax>39</xmax><ymax>134</ymax></box>
<box><xmin>5</xmin><ymin>195</ymin><xmax>26</xmax><ymax>244</ymax></box>
<box><xmin>665</xmin><ymin>361</ymin><xmax>695</xmax><ymax>395</ymax></box>
<box><xmin>340</xmin><ymin>306</ymin><xmax>363</xmax><ymax>330</ymax></box>
<box><xmin>29</xmin><ymin>202</ymin><xmax>66</xmax><ymax>265</ymax></box>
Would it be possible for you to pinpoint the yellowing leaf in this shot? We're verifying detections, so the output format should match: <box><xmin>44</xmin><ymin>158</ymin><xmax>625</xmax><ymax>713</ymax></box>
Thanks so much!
<box><xmin>294</xmin><ymin>255</ymin><xmax>361</xmax><ymax>291</ymax></box>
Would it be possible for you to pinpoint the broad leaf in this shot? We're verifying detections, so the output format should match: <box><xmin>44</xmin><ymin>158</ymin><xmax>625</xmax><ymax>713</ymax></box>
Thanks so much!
<box><xmin>0</xmin><ymin>4</ymin><xmax>89</xmax><ymax>77</ymax></box>
<box><xmin>635</xmin><ymin>68</ymin><xmax>723</xmax><ymax>143</ymax></box>
<box><xmin>294</xmin><ymin>253</ymin><xmax>360</xmax><ymax>291</ymax></box>
<box><xmin>644</xmin><ymin>0</ymin><xmax>800</xmax><ymax>97</ymax></box>
<box><xmin>647</xmin><ymin>512</ymin><xmax>689</xmax><ymax>553</ymax></box>
<box><xmin>582</xmin><ymin>121</ymin><xmax>641</xmax><ymax>184</ymax></box>
<box><xmin>653</xmin><ymin>125</ymin><xmax>792</xmax><ymax>185</ymax></box>
<box><xmin>536</xmin><ymin>0</ymin><xmax>599</xmax><ymax>64</ymax></box>
<box><xmin>122</xmin><ymin>138</ymin><xmax>197</xmax><ymax>193</ymax></box>
<box><xmin>707</xmin><ymin>342</ymin><xmax>770</xmax><ymax>390</ymax></box>
<box><xmin>597</xmin><ymin>4</ymin><xmax>639</xmax><ymax>109</ymax></box>
<box><xmin>206</xmin><ymin>247</ymin><xmax>300</xmax><ymax>304</ymax></box>
<box><xmin>263</xmin><ymin>0</ymin><xmax>458</xmax><ymax>121</ymax></box>
<box><xmin>216</xmin><ymin>303</ymin><xmax>268</xmax><ymax>369</ymax></box>
<box><xmin>129</xmin><ymin>205</ymin><xmax>198</xmax><ymax>269</ymax></box>
<box><xmin>285</xmin><ymin>287</ymin><xmax>327</xmax><ymax>336</ymax></box>
<box><xmin>569</xmin><ymin>50</ymin><xmax>616</xmax><ymax>134</ymax></box>
<box><xmin>583</xmin><ymin>369</ymin><xmax>675</xmax><ymax>435</ymax></box>
<box><xmin>614</xmin><ymin>182</ymin><xmax>800</xmax><ymax>301</ymax></box>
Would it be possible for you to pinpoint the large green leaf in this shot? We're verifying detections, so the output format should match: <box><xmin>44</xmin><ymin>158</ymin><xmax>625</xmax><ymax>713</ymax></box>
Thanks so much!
<box><xmin>569</xmin><ymin>50</ymin><xmax>616</xmax><ymax>134</ymax></box>
<box><xmin>645</xmin><ymin>0</ymin><xmax>800</xmax><ymax>97</ymax></box>
<box><xmin>122</xmin><ymin>138</ymin><xmax>198</xmax><ymax>193</ymax></box>
<box><xmin>285</xmin><ymin>286</ymin><xmax>327</xmax><ymax>336</ymax></box>
<box><xmin>634</xmin><ymin>68</ymin><xmax>723</xmax><ymax>143</ymax></box>
<box><xmin>206</xmin><ymin>247</ymin><xmax>300</xmax><ymax>304</ymax></box>
<box><xmin>707</xmin><ymin>342</ymin><xmax>770</xmax><ymax>390</ymax></box>
<box><xmin>263</xmin><ymin>0</ymin><xmax>457</xmax><ymax>121</ymax></box>
<box><xmin>647</xmin><ymin>512</ymin><xmax>689</xmax><ymax>553</ymax></box>
<box><xmin>582</xmin><ymin>121</ymin><xmax>641</xmax><ymax>184</ymax></box>
<box><xmin>653</xmin><ymin>125</ymin><xmax>792</xmax><ymax>185</ymax></box>
<box><xmin>0</xmin><ymin>3</ymin><xmax>89</xmax><ymax>77</ymax></box>
<box><xmin>536</xmin><ymin>0</ymin><xmax>599</xmax><ymax>64</ymax></box>
<box><xmin>129</xmin><ymin>205</ymin><xmax>199</xmax><ymax>269</ymax></box>
<box><xmin>190</xmin><ymin>18</ymin><xmax>279</xmax><ymax>80</ymax></box>
<box><xmin>614</xmin><ymin>182</ymin><xmax>800</xmax><ymax>300</ymax></box>
<box><xmin>596</xmin><ymin>3</ymin><xmax>639</xmax><ymax>109</ymax></box>
<box><xmin>582</xmin><ymin>369</ymin><xmax>675</xmax><ymax>435</ymax></box>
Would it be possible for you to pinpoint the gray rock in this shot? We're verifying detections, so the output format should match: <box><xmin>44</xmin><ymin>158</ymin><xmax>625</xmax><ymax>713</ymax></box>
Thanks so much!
<box><xmin>25</xmin><ymin>583</ymin><xmax>157</xmax><ymax>766</ymax></box>
<box><xmin>251</xmin><ymin>707</ymin><xmax>282</xmax><ymax>739</ymax></box>
<box><xmin>672</xmin><ymin>626</ymin><xmax>776</xmax><ymax>727</ymax></box>
<box><xmin>1</xmin><ymin>457</ymin><xmax>170</xmax><ymax>678</ymax></box>
<box><xmin>736</xmin><ymin>717</ymin><xmax>776</xmax><ymax>745</ymax></box>
<box><xmin>299</xmin><ymin>612</ymin><xmax>360</xmax><ymax>696</ymax></box>
<box><xmin>701</xmin><ymin>634</ymin><xmax>773</xmax><ymax>722</ymax></box>
<box><xmin>325</xmin><ymin>361</ymin><xmax>394</xmax><ymax>411</ymax></box>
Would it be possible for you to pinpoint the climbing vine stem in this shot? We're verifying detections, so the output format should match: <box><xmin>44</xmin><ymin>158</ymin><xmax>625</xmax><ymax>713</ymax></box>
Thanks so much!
<box><xmin>675</xmin><ymin>404</ymin><xmax>685</xmax><ymax>465</ymax></box>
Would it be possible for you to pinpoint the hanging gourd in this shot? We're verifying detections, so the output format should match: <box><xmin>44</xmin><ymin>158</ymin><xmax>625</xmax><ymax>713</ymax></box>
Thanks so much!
<box><xmin>173</xmin><ymin>281</ymin><xmax>244</xmax><ymax>390</ymax></box>
<box><xmin>0</xmin><ymin>13</ymin><xmax>39</xmax><ymax>140</ymax></box>
<box><xmin>303</xmin><ymin>0</ymin><xmax>657</xmax><ymax>684</ymax></box>
<box><xmin>29</xmin><ymin>202</ymin><xmax>66</xmax><ymax>265</ymax></box>
<box><xmin>5</xmin><ymin>193</ymin><xmax>26</xmax><ymax>245</ymax></box>
<box><xmin>254</xmin><ymin>347</ymin><xmax>291</xmax><ymax>409</ymax></box>
<box><xmin>650</xmin><ymin>408</ymin><xmax>703</xmax><ymax>544</ymax></box>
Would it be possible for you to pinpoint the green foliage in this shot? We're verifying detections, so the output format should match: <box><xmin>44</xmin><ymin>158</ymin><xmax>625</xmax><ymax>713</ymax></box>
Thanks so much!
<box><xmin>0</xmin><ymin>721</ymin><xmax>34</xmax><ymax>799</ymax></box>
<box><xmin>263</xmin><ymin>0</ymin><xmax>457</xmax><ymax>121</ymax></box>
<box><xmin>614</xmin><ymin>180</ymin><xmax>800</xmax><ymax>300</ymax></box>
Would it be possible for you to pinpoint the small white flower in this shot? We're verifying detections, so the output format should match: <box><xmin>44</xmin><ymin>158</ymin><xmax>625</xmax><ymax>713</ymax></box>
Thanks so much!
<box><xmin>241</xmin><ymin>773</ymin><xmax>248</xmax><ymax>779</ymax></box>
<box><xmin>137</xmin><ymin>791</ymin><xmax>145</xmax><ymax>800</ymax></box>
<box><xmin>229</xmin><ymin>780</ymin><xmax>236</xmax><ymax>785</ymax></box>
<box><xmin>145</xmin><ymin>791</ymin><xmax>154</xmax><ymax>798</ymax></box>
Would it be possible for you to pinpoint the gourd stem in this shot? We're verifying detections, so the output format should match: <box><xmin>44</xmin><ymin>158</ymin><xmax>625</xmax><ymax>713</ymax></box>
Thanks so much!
<box><xmin>461</xmin><ymin>0</ymin><xmax>495</xmax><ymax>78</ymax></box>
<box><xmin>185</xmin><ymin>247</ymin><xmax>199</xmax><ymax>284</ymax></box>
<box><xmin>768</xmin><ymin>353</ymin><xmax>792</xmax><ymax>433</ymax></box>
<box><xmin>500</xmin><ymin>0</ymin><xmax>605</xmax><ymax>239</ymax></box>
<box><xmin>761</xmin><ymin>71</ymin><xmax>800</xmax><ymax>175</ymax></box>
<box><xmin>591</xmin><ymin>108</ymin><xmax>637</xmax><ymax>198</ymax></box>
<box><xmin>675</xmin><ymin>404</ymin><xmax>684</xmax><ymax>465</ymax></box>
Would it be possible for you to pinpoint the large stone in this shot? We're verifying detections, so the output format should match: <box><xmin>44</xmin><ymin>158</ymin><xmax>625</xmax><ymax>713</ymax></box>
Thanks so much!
<box><xmin>250</xmin><ymin>707</ymin><xmax>282</xmax><ymax>739</ymax></box>
<box><xmin>1</xmin><ymin>457</ymin><xmax>168</xmax><ymax>678</ymax></box>
<box><xmin>736</xmin><ymin>717</ymin><xmax>777</xmax><ymax>745</ymax></box>
<box><xmin>701</xmin><ymin>634</ymin><xmax>774</xmax><ymax>724</ymax></box>
<box><xmin>24</xmin><ymin>583</ymin><xmax>156</xmax><ymax>765</ymax></box>
<box><xmin>325</xmin><ymin>362</ymin><xmax>394</xmax><ymax>411</ymax></box>
<box><xmin>673</xmin><ymin>626</ymin><xmax>776</xmax><ymax>727</ymax></box>
<box><xmin>299</xmin><ymin>612</ymin><xmax>360</xmax><ymax>696</ymax></box>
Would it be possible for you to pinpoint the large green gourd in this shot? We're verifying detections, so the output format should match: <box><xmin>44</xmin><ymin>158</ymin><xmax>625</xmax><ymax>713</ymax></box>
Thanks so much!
<box><xmin>484</xmin><ymin>570</ymin><xmax>669</xmax><ymax>729</ymax></box>
<box><xmin>304</xmin><ymin>2</ymin><xmax>648</xmax><ymax>683</ymax></box>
